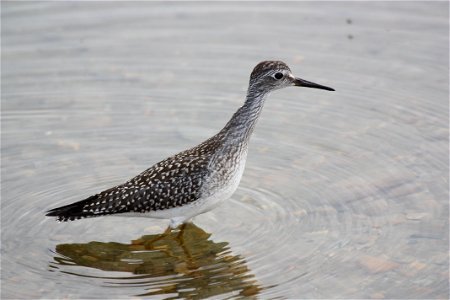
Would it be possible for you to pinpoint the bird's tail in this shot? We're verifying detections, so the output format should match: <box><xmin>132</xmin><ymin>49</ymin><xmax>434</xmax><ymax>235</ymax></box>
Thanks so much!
<box><xmin>46</xmin><ymin>195</ymin><xmax>100</xmax><ymax>222</ymax></box>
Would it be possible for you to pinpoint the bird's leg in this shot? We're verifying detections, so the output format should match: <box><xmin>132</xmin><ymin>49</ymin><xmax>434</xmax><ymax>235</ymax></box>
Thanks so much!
<box><xmin>146</xmin><ymin>218</ymin><xmax>185</xmax><ymax>248</ymax></box>
<box><xmin>144</xmin><ymin>225</ymin><xmax>173</xmax><ymax>249</ymax></box>
<box><xmin>163</xmin><ymin>226</ymin><xmax>172</xmax><ymax>236</ymax></box>
<box><xmin>176</xmin><ymin>223</ymin><xmax>187</xmax><ymax>240</ymax></box>
<box><xmin>174</xmin><ymin>223</ymin><xmax>199</xmax><ymax>270</ymax></box>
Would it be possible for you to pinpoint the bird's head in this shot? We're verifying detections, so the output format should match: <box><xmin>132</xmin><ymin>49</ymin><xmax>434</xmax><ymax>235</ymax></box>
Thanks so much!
<box><xmin>249</xmin><ymin>60</ymin><xmax>334</xmax><ymax>94</ymax></box>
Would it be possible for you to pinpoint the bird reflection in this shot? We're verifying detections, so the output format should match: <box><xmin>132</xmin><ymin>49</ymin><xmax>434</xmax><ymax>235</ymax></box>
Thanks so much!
<box><xmin>51</xmin><ymin>223</ymin><xmax>261</xmax><ymax>298</ymax></box>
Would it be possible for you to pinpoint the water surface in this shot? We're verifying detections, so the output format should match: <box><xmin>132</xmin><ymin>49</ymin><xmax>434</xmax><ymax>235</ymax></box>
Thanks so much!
<box><xmin>2</xmin><ymin>2</ymin><xmax>449</xmax><ymax>299</ymax></box>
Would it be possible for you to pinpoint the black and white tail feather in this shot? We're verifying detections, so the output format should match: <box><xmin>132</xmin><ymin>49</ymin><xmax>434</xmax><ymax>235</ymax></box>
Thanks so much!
<box><xmin>46</xmin><ymin>195</ymin><xmax>106</xmax><ymax>221</ymax></box>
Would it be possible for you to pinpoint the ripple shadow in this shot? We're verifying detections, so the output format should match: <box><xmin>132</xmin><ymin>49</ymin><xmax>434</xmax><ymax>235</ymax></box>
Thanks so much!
<box><xmin>49</xmin><ymin>223</ymin><xmax>263</xmax><ymax>298</ymax></box>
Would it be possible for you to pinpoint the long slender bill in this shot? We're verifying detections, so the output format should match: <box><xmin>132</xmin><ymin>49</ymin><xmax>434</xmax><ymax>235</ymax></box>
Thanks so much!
<box><xmin>294</xmin><ymin>77</ymin><xmax>335</xmax><ymax>91</ymax></box>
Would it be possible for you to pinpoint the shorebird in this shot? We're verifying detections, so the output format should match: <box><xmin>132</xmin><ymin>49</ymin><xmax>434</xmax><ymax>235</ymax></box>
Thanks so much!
<box><xmin>46</xmin><ymin>61</ymin><xmax>334</xmax><ymax>228</ymax></box>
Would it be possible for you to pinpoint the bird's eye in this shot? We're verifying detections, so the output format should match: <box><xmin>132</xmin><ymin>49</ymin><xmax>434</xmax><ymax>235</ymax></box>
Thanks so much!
<box><xmin>274</xmin><ymin>72</ymin><xmax>284</xmax><ymax>80</ymax></box>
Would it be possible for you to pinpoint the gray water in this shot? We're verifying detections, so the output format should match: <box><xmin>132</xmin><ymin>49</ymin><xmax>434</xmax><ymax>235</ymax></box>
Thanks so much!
<box><xmin>2</xmin><ymin>2</ymin><xmax>449</xmax><ymax>299</ymax></box>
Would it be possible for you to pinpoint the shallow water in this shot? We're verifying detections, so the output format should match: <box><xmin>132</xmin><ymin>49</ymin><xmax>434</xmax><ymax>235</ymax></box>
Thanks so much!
<box><xmin>1</xmin><ymin>2</ymin><xmax>449</xmax><ymax>299</ymax></box>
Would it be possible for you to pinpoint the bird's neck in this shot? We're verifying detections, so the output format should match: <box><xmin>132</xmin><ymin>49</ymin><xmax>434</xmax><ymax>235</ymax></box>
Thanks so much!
<box><xmin>219</xmin><ymin>87</ymin><xmax>268</xmax><ymax>145</ymax></box>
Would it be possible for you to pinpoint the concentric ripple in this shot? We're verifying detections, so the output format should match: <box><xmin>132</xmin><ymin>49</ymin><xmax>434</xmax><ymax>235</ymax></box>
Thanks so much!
<box><xmin>2</xmin><ymin>1</ymin><xmax>448</xmax><ymax>299</ymax></box>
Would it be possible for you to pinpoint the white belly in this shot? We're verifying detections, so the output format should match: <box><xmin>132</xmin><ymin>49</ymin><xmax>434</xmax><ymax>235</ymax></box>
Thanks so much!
<box><xmin>120</xmin><ymin>153</ymin><xmax>247</xmax><ymax>227</ymax></box>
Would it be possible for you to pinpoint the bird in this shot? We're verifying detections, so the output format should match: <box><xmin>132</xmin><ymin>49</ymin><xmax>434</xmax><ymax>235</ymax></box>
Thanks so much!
<box><xmin>46</xmin><ymin>60</ymin><xmax>334</xmax><ymax>229</ymax></box>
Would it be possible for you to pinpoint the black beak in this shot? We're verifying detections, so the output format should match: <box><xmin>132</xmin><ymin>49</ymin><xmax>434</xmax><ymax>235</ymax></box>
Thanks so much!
<box><xmin>293</xmin><ymin>77</ymin><xmax>335</xmax><ymax>91</ymax></box>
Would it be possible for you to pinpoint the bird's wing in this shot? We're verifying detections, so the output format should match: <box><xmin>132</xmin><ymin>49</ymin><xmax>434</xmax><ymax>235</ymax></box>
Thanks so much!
<box><xmin>46</xmin><ymin>153</ymin><xmax>210</xmax><ymax>221</ymax></box>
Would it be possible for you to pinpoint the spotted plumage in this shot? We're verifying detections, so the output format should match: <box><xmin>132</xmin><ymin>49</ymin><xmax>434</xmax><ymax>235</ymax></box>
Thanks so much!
<box><xmin>46</xmin><ymin>136</ymin><xmax>222</xmax><ymax>222</ymax></box>
<box><xmin>46</xmin><ymin>60</ymin><xmax>334</xmax><ymax>227</ymax></box>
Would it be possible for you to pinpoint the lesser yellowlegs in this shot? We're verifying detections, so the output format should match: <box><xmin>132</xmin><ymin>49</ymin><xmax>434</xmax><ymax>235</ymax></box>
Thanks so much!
<box><xmin>46</xmin><ymin>61</ymin><xmax>334</xmax><ymax>228</ymax></box>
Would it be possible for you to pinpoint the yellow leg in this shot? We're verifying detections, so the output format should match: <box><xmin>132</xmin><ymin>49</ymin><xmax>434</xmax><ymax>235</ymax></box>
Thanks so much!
<box><xmin>144</xmin><ymin>225</ymin><xmax>172</xmax><ymax>248</ymax></box>
<box><xmin>176</xmin><ymin>223</ymin><xmax>187</xmax><ymax>240</ymax></box>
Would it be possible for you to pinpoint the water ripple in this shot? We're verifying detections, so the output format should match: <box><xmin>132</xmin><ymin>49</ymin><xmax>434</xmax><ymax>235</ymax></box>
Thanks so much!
<box><xmin>2</xmin><ymin>1</ymin><xmax>448</xmax><ymax>299</ymax></box>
